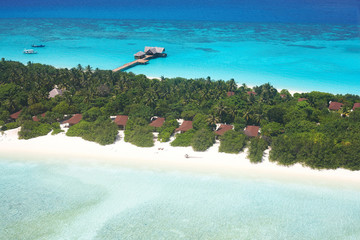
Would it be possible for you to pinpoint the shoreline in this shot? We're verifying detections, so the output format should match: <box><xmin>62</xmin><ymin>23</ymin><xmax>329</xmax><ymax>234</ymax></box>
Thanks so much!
<box><xmin>1</xmin><ymin>128</ymin><xmax>359</xmax><ymax>189</ymax></box>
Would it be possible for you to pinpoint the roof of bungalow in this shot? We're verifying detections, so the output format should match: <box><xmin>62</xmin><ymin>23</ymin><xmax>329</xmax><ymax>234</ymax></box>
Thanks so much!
<box><xmin>227</xmin><ymin>91</ymin><xmax>235</xmax><ymax>97</ymax></box>
<box><xmin>63</xmin><ymin>114</ymin><xmax>82</xmax><ymax>125</ymax></box>
<box><xmin>10</xmin><ymin>110</ymin><xmax>22</xmax><ymax>119</ymax></box>
<box><xmin>134</xmin><ymin>51</ymin><xmax>145</xmax><ymax>57</ymax></box>
<box><xmin>244</xmin><ymin>125</ymin><xmax>260</xmax><ymax>137</ymax></box>
<box><xmin>280</xmin><ymin>94</ymin><xmax>286</xmax><ymax>98</ymax></box>
<box><xmin>32</xmin><ymin>113</ymin><xmax>46</xmax><ymax>122</ymax></box>
<box><xmin>176</xmin><ymin>120</ymin><xmax>193</xmax><ymax>132</ymax></box>
<box><xmin>49</xmin><ymin>88</ymin><xmax>63</xmax><ymax>98</ymax></box>
<box><xmin>298</xmin><ymin>98</ymin><xmax>308</xmax><ymax>102</ymax></box>
<box><xmin>144</xmin><ymin>46</ymin><xmax>165</xmax><ymax>54</ymax></box>
<box><xmin>247</xmin><ymin>91</ymin><xmax>257</xmax><ymax>96</ymax></box>
<box><xmin>114</xmin><ymin>115</ymin><xmax>128</xmax><ymax>126</ymax></box>
<box><xmin>149</xmin><ymin>117</ymin><xmax>165</xmax><ymax>128</ymax></box>
<box><xmin>352</xmin><ymin>103</ymin><xmax>360</xmax><ymax>111</ymax></box>
<box><xmin>328</xmin><ymin>101</ymin><xmax>344</xmax><ymax>111</ymax></box>
<box><xmin>215</xmin><ymin>124</ymin><xmax>233</xmax><ymax>136</ymax></box>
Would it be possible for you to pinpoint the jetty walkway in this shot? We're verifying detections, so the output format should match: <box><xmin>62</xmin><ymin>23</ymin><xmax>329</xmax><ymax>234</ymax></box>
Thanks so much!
<box><xmin>112</xmin><ymin>46</ymin><xmax>166</xmax><ymax>72</ymax></box>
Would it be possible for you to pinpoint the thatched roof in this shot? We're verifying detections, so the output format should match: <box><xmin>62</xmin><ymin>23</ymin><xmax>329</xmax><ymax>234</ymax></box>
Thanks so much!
<box><xmin>114</xmin><ymin>115</ymin><xmax>128</xmax><ymax>126</ymax></box>
<box><xmin>215</xmin><ymin>124</ymin><xmax>233</xmax><ymax>136</ymax></box>
<box><xmin>149</xmin><ymin>117</ymin><xmax>165</xmax><ymax>128</ymax></box>
<box><xmin>144</xmin><ymin>46</ymin><xmax>165</xmax><ymax>54</ymax></box>
<box><xmin>134</xmin><ymin>51</ymin><xmax>145</xmax><ymax>57</ymax></box>
<box><xmin>63</xmin><ymin>114</ymin><xmax>82</xmax><ymax>125</ymax></box>
<box><xmin>10</xmin><ymin>110</ymin><xmax>22</xmax><ymax>119</ymax></box>
<box><xmin>244</xmin><ymin>125</ymin><xmax>259</xmax><ymax>137</ymax></box>
<box><xmin>328</xmin><ymin>101</ymin><xmax>343</xmax><ymax>111</ymax></box>
<box><xmin>49</xmin><ymin>88</ymin><xmax>63</xmax><ymax>98</ymax></box>
<box><xmin>176</xmin><ymin>121</ymin><xmax>193</xmax><ymax>132</ymax></box>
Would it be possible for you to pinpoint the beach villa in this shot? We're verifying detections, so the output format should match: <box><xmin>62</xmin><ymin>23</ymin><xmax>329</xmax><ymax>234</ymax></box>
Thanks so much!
<box><xmin>215</xmin><ymin>124</ymin><xmax>233</xmax><ymax>137</ymax></box>
<box><xmin>328</xmin><ymin>101</ymin><xmax>344</xmax><ymax>111</ymax></box>
<box><xmin>244</xmin><ymin>125</ymin><xmax>260</xmax><ymax>137</ymax></box>
<box><xmin>49</xmin><ymin>87</ymin><xmax>63</xmax><ymax>98</ymax></box>
<box><xmin>149</xmin><ymin>117</ymin><xmax>165</xmax><ymax>129</ymax></box>
<box><xmin>352</xmin><ymin>103</ymin><xmax>360</xmax><ymax>111</ymax></box>
<box><xmin>175</xmin><ymin>120</ymin><xmax>193</xmax><ymax>133</ymax></box>
<box><xmin>114</xmin><ymin>115</ymin><xmax>128</xmax><ymax>130</ymax></box>
<box><xmin>227</xmin><ymin>91</ymin><xmax>235</xmax><ymax>97</ymax></box>
<box><xmin>10</xmin><ymin>110</ymin><xmax>22</xmax><ymax>120</ymax></box>
<box><xmin>32</xmin><ymin>113</ymin><xmax>46</xmax><ymax>122</ymax></box>
<box><xmin>63</xmin><ymin>114</ymin><xmax>82</xmax><ymax>126</ymax></box>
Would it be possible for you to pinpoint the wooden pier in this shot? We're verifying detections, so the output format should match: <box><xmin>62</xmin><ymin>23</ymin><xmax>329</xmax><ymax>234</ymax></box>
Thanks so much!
<box><xmin>113</xmin><ymin>46</ymin><xmax>167</xmax><ymax>72</ymax></box>
<box><xmin>112</xmin><ymin>58</ymin><xmax>150</xmax><ymax>72</ymax></box>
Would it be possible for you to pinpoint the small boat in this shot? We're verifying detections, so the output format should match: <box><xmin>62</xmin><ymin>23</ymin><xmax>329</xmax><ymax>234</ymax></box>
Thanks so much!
<box><xmin>32</xmin><ymin>44</ymin><xmax>45</xmax><ymax>48</ymax></box>
<box><xmin>23</xmin><ymin>49</ymin><xmax>37</xmax><ymax>54</ymax></box>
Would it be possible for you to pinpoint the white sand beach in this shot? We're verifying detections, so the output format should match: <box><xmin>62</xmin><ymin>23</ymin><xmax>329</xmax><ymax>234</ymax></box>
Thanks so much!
<box><xmin>0</xmin><ymin>127</ymin><xmax>359</xmax><ymax>188</ymax></box>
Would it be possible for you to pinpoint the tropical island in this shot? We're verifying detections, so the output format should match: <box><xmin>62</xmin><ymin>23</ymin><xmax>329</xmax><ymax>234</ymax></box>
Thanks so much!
<box><xmin>1</xmin><ymin>59</ymin><xmax>360</xmax><ymax>171</ymax></box>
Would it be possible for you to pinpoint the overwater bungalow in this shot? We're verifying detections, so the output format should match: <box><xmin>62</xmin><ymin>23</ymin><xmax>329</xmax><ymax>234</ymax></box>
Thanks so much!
<box><xmin>10</xmin><ymin>110</ymin><xmax>22</xmax><ymax>120</ymax></box>
<box><xmin>134</xmin><ymin>51</ymin><xmax>146</xmax><ymax>59</ymax></box>
<box><xmin>175</xmin><ymin>120</ymin><xmax>193</xmax><ymax>133</ymax></box>
<box><xmin>244</xmin><ymin>125</ymin><xmax>260</xmax><ymax>137</ymax></box>
<box><xmin>114</xmin><ymin>115</ymin><xmax>128</xmax><ymax>130</ymax></box>
<box><xmin>144</xmin><ymin>46</ymin><xmax>166</xmax><ymax>57</ymax></box>
<box><xmin>328</xmin><ymin>101</ymin><xmax>343</xmax><ymax>111</ymax></box>
<box><xmin>215</xmin><ymin>124</ymin><xmax>233</xmax><ymax>136</ymax></box>
<box><xmin>63</xmin><ymin>114</ymin><xmax>82</xmax><ymax>126</ymax></box>
<box><xmin>149</xmin><ymin>117</ymin><xmax>165</xmax><ymax>129</ymax></box>
<box><xmin>352</xmin><ymin>103</ymin><xmax>360</xmax><ymax>111</ymax></box>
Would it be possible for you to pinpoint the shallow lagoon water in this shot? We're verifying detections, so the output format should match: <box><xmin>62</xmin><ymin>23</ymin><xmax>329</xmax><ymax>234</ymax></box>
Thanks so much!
<box><xmin>0</xmin><ymin>19</ymin><xmax>359</xmax><ymax>94</ymax></box>
<box><xmin>1</xmin><ymin>157</ymin><xmax>360</xmax><ymax>240</ymax></box>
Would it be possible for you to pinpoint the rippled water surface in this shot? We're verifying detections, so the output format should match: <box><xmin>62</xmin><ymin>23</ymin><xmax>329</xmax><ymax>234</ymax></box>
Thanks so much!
<box><xmin>1</xmin><ymin>158</ymin><xmax>360</xmax><ymax>240</ymax></box>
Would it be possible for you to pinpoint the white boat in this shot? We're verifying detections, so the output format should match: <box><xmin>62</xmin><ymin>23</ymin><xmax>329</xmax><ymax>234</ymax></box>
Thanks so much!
<box><xmin>23</xmin><ymin>49</ymin><xmax>37</xmax><ymax>54</ymax></box>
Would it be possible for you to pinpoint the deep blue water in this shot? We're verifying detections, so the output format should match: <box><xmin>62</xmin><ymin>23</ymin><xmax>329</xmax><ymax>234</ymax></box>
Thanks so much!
<box><xmin>1</xmin><ymin>0</ymin><xmax>359</xmax><ymax>24</ymax></box>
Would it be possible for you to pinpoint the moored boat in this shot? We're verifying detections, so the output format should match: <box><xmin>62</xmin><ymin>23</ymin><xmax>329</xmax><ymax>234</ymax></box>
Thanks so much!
<box><xmin>32</xmin><ymin>44</ymin><xmax>45</xmax><ymax>47</ymax></box>
<box><xmin>23</xmin><ymin>49</ymin><xmax>37</xmax><ymax>54</ymax></box>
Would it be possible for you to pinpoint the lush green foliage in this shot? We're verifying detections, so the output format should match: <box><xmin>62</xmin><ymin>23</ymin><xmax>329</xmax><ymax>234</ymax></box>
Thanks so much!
<box><xmin>66</xmin><ymin>119</ymin><xmax>118</xmax><ymax>145</ymax></box>
<box><xmin>192</xmin><ymin>129</ymin><xmax>215</xmax><ymax>152</ymax></box>
<box><xmin>219</xmin><ymin>130</ymin><xmax>247</xmax><ymax>153</ymax></box>
<box><xmin>247</xmin><ymin>137</ymin><xmax>268</xmax><ymax>163</ymax></box>
<box><xmin>2</xmin><ymin>121</ymin><xmax>20</xmax><ymax>131</ymax></box>
<box><xmin>171</xmin><ymin>129</ymin><xmax>196</xmax><ymax>147</ymax></box>
<box><xmin>18</xmin><ymin>121</ymin><xmax>52</xmax><ymax>139</ymax></box>
<box><xmin>1</xmin><ymin>60</ymin><xmax>360</xmax><ymax>170</ymax></box>
<box><xmin>157</xmin><ymin>119</ymin><xmax>179</xmax><ymax>142</ymax></box>
<box><xmin>124</xmin><ymin>118</ymin><xmax>154</xmax><ymax>147</ymax></box>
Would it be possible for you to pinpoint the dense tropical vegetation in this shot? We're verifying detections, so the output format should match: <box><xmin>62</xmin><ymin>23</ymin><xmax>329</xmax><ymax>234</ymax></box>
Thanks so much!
<box><xmin>1</xmin><ymin>59</ymin><xmax>360</xmax><ymax>170</ymax></box>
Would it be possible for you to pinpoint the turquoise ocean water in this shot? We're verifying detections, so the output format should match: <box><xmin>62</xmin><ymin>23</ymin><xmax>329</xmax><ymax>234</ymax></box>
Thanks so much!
<box><xmin>0</xmin><ymin>18</ymin><xmax>359</xmax><ymax>94</ymax></box>
<box><xmin>0</xmin><ymin>157</ymin><xmax>360</xmax><ymax>240</ymax></box>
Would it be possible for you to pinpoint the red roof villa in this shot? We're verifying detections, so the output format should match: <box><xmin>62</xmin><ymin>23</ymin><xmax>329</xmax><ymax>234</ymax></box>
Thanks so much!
<box><xmin>32</xmin><ymin>113</ymin><xmax>46</xmax><ymax>122</ymax></box>
<box><xmin>149</xmin><ymin>117</ymin><xmax>165</xmax><ymax>128</ymax></box>
<box><xmin>114</xmin><ymin>115</ymin><xmax>128</xmax><ymax>129</ymax></box>
<box><xmin>247</xmin><ymin>91</ymin><xmax>257</xmax><ymax>96</ymax></box>
<box><xmin>63</xmin><ymin>114</ymin><xmax>82</xmax><ymax>126</ymax></box>
<box><xmin>227</xmin><ymin>91</ymin><xmax>235</xmax><ymax>97</ymax></box>
<box><xmin>175</xmin><ymin>121</ymin><xmax>193</xmax><ymax>133</ymax></box>
<box><xmin>215</xmin><ymin>124</ymin><xmax>233</xmax><ymax>136</ymax></box>
<box><xmin>10</xmin><ymin>110</ymin><xmax>22</xmax><ymax>120</ymax></box>
<box><xmin>352</xmin><ymin>103</ymin><xmax>360</xmax><ymax>111</ymax></box>
<box><xmin>328</xmin><ymin>101</ymin><xmax>344</xmax><ymax>111</ymax></box>
<box><xmin>298</xmin><ymin>98</ymin><xmax>308</xmax><ymax>102</ymax></box>
<box><xmin>244</xmin><ymin>126</ymin><xmax>260</xmax><ymax>137</ymax></box>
